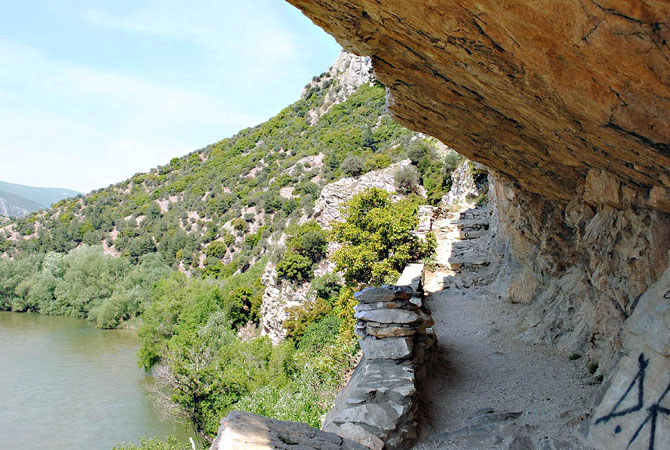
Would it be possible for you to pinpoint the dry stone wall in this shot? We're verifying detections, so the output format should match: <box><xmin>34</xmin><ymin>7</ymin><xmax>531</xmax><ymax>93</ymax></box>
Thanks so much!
<box><xmin>323</xmin><ymin>263</ymin><xmax>437</xmax><ymax>450</ymax></box>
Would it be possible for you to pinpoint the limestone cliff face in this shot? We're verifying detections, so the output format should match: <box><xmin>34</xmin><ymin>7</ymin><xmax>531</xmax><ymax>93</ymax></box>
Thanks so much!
<box><xmin>302</xmin><ymin>50</ymin><xmax>374</xmax><ymax>124</ymax></box>
<box><xmin>312</xmin><ymin>160</ymin><xmax>412</xmax><ymax>228</ymax></box>
<box><xmin>0</xmin><ymin>198</ymin><xmax>29</xmax><ymax>219</ymax></box>
<box><xmin>488</xmin><ymin>171</ymin><xmax>670</xmax><ymax>372</ymax></box>
<box><xmin>286</xmin><ymin>1</ymin><xmax>670</xmax><ymax>210</ymax></box>
<box><xmin>284</xmin><ymin>2</ymin><xmax>670</xmax><ymax>447</ymax></box>
<box><xmin>441</xmin><ymin>160</ymin><xmax>483</xmax><ymax>207</ymax></box>
<box><xmin>286</xmin><ymin>0</ymin><xmax>670</xmax><ymax>364</ymax></box>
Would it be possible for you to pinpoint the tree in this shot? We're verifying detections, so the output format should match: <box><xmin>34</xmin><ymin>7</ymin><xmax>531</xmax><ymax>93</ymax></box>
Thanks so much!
<box><xmin>205</xmin><ymin>241</ymin><xmax>227</xmax><ymax>259</ymax></box>
<box><xmin>330</xmin><ymin>188</ymin><xmax>435</xmax><ymax>286</ymax></box>
<box><xmin>276</xmin><ymin>252</ymin><xmax>313</xmax><ymax>282</ymax></box>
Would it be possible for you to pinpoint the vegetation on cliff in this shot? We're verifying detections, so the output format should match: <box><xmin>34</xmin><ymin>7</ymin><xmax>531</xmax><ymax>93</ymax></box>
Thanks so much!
<box><xmin>0</xmin><ymin>56</ymin><xmax>453</xmax><ymax>443</ymax></box>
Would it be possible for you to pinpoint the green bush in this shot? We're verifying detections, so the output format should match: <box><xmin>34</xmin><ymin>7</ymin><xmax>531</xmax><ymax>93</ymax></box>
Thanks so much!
<box><xmin>407</xmin><ymin>139</ymin><xmax>429</xmax><ymax>164</ymax></box>
<box><xmin>340</xmin><ymin>155</ymin><xmax>365</xmax><ymax>177</ymax></box>
<box><xmin>205</xmin><ymin>241</ymin><xmax>227</xmax><ymax>259</ymax></box>
<box><xmin>276</xmin><ymin>253</ymin><xmax>313</xmax><ymax>282</ymax></box>
<box><xmin>285</xmin><ymin>221</ymin><xmax>328</xmax><ymax>263</ymax></box>
<box><xmin>283</xmin><ymin>298</ymin><xmax>331</xmax><ymax>341</ymax></box>
<box><xmin>394</xmin><ymin>166</ymin><xmax>421</xmax><ymax>195</ymax></box>
<box><xmin>331</xmin><ymin>188</ymin><xmax>435</xmax><ymax>286</ymax></box>
<box><xmin>298</xmin><ymin>314</ymin><xmax>342</xmax><ymax>351</ymax></box>
<box><xmin>309</xmin><ymin>273</ymin><xmax>342</xmax><ymax>305</ymax></box>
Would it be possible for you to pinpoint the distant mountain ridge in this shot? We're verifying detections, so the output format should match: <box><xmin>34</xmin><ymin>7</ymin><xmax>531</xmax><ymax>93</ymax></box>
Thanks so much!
<box><xmin>0</xmin><ymin>180</ymin><xmax>79</xmax><ymax>217</ymax></box>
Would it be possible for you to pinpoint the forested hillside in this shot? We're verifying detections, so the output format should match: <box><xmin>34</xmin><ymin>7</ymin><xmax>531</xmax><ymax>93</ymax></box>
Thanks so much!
<box><xmin>0</xmin><ymin>52</ymin><xmax>463</xmax><ymax>443</ymax></box>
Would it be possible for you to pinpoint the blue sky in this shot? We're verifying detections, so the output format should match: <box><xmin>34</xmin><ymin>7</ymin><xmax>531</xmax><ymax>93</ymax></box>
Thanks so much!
<box><xmin>0</xmin><ymin>1</ymin><xmax>341</xmax><ymax>193</ymax></box>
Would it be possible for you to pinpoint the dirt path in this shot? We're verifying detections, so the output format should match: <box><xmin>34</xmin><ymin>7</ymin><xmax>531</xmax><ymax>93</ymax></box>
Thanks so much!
<box><xmin>413</xmin><ymin>205</ymin><xmax>598</xmax><ymax>450</ymax></box>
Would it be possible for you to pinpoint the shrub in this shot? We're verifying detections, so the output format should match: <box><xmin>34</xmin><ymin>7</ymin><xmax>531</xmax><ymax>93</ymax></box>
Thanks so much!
<box><xmin>309</xmin><ymin>273</ymin><xmax>342</xmax><ymax>305</ymax></box>
<box><xmin>232</xmin><ymin>217</ymin><xmax>248</xmax><ymax>233</ymax></box>
<box><xmin>205</xmin><ymin>241</ymin><xmax>227</xmax><ymax>259</ymax></box>
<box><xmin>276</xmin><ymin>253</ymin><xmax>313</xmax><ymax>282</ymax></box>
<box><xmin>298</xmin><ymin>314</ymin><xmax>342</xmax><ymax>351</ymax></box>
<box><xmin>340</xmin><ymin>155</ymin><xmax>365</xmax><ymax>177</ymax></box>
<box><xmin>285</xmin><ymin>221</ymin><xmax>328</xmax><ymax>263</ymax></box>
<box><xmin>394</xmin><ymin>166</ymin><xmax>421</xmax><ymax>195</ymax></box>
<box><xmin>407</xmin><ymin>140</ymin><xmax>429</xmax><ymax>164</ymax></box>
<box><xmin>284</xmin><ymin>298</ymin><xmax>332</xmax><ymax>341</ymax></box>
<box><xmin>365</xmin><ymin>153</ymin><xmax>391</xmax><ymax>171</ymax></box>
<box><xmin>223</xmin><ymin>233</ymin><xmax>235</xmax><ymax>246</ymax></box>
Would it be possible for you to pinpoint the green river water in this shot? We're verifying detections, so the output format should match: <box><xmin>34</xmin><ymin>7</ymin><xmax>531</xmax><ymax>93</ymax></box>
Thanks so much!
<box><xmin>0</xmin><ymin>311</ymin><xmax>194</xmax><ymax>449</ymax></box>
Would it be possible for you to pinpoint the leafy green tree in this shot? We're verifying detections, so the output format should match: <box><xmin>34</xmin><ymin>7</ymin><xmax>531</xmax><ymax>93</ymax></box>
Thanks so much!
<box><xmin>331</xmin><ymin>188</ymin><xmax>435</xmax><ymax>286</ymax></box>
<box><xmin>205</xmin><ymin>241</ymin><xmax>227</xmax><ymax>259</ymax></box>
<box><xmin>285</xmin><ymin>221</ymin><xmax>328</xmax><ymax>263</ymax></box>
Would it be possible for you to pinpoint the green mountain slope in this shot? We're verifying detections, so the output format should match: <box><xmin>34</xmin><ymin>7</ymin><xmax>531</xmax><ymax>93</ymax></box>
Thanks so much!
<box><xmin>1</xmin><ymin>73</ymin><xmax>416</xmax><ymax>268</ymax></box>
<box><xmin>0</xmin><ymin>53</ymin><xmax>461</xmax><ymax>439</ymax></box>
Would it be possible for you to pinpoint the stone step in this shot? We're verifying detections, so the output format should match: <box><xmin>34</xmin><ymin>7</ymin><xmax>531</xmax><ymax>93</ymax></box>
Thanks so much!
<box><xmin>457</xmin><ymin>229</ymin><xmax>488</xmax><ymax>240</ymax></box>
<box><xmin>439</xmin><ymin>257</ymin><xmax>490</xmax><ymax>271</ymax></box>
<box><xmin>455</xmin><ymin>218</ymin><xmax>490</xmax><ymax>230</ymax></box>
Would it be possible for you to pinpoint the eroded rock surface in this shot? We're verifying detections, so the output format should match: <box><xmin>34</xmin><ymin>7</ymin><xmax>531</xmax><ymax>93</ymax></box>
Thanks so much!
<box><xmin>287</xmin><ymin>0</ymin><xmax>670</xmax><ymax>207</ymax></box>
<box><xmin>303</xmin><ymin>51</ymin><xmax>374</xmax><ymax>124</ymax></box>
<box><xmin>284</xmin><ymin>2</ymin><xmax>670</xmax><ymax>448</ymax></box>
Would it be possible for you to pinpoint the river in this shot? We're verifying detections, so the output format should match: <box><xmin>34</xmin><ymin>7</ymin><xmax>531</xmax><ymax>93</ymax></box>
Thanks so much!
<box><xmin>0</xmin><ymin>312</ymin><xmax>194</xmax><ymax>449</ymax></box>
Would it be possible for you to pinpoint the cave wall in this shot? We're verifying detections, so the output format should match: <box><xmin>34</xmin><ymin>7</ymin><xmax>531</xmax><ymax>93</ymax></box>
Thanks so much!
<box><xmin>285</xmin><ymin>1</ymin><xmax>670</xmax><ymax>447</ymax></box>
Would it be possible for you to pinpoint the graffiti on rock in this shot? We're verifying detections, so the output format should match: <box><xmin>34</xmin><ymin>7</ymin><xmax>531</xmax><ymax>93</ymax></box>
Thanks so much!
<box><xmin>594</xmin><ymin>353</ymin><xmax>670</xmax><ymax>450</ymax></box>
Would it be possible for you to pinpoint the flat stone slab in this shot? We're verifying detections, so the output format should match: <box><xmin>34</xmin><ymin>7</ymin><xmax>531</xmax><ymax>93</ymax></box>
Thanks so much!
<box><xmin>360</xmin><ymin>336</ymin><xmax>413</xmax><ymax>360</ymax></box>
<box><xmin>354</xmin><ymin>308</ymin><xmax>421</xmax><ymax>324</ymax></box>
<box><xmin>355</xmin><ymin>286</ymin><xmax>413</xmax><ymax>303</ymax></box>
<box><xmin>332</xmin><ymin>404</ymin><xmax>398</xmax><ymax>431</ymax></box>
<box><xmin>211</xmin><ymin>411</ymin><xmax>367</xmax><ymax>450</ymax></box>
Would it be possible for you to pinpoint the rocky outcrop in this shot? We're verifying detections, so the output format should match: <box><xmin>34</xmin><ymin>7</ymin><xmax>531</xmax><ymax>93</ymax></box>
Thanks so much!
<box><xmin>441</xmin><ymin>161</ymin><xmax>482</xmax><ymax>207</ymax></box>
<box><xmin>260</xmin><ymin>260</ymin><xmax>333</xmax><ymax>345</ymax></box>
<box><xmin>586</xmin><ymin>263</ymin><xmax>670</xmax><ymax>450</ymax></box>
<box><xmin>303</xmin><ymin>51</ymin><xmax>373</xmax><ymax>124</ymax></box>
<box><xmin>0</xmin><ymin>198</ymin><xmax>29</xmax><ymax>218</ymax></box>
<box><xmin>286</xmin><ymin>1</ymin><xmax>670</xmax><ymax>210</ymax></box>
<box><xmin>283</xmin><ymin>2</ymin><xmax>669</xmax><ymax>448</ymax></box>
<box><xmin>312</xmin><ymin>160</ymin><xmax>412</xmax><ymax>228</ymax></box>
<box><xmin>210</xmin><ymin>411</ymin><xmax>367</xmax><ymax>450</ymax></box>
<box><xmin>488</xmin><ymin>172</ymin><xmax>670</xmax><ymax>373</ymax></box>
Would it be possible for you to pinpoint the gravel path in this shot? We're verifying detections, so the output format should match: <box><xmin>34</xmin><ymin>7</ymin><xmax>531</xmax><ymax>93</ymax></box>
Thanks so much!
<box><xmin>412</xmin><ymin>207</ymin><xmax>599</xmax><ymax>450</ymax></box>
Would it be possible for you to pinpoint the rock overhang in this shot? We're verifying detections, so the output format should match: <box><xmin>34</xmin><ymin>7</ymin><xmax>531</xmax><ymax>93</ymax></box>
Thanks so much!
<box><xmin>286</xmin><ymin>0</ymin><xmax>670</xmax><ymax>208</ymax></box>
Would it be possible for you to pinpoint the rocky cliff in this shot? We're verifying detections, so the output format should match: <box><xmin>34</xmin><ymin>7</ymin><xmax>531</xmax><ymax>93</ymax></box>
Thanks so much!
<box><xmin>284</xmin><ymin>1</ymin><xmax>670</xmax><ymax>448</ymax></box>
<box><xmin>0</xmin><ymin>198</ymin><xmax>29</xmax><ymax>219</ymax></box>
<box><xmin>260</xmin><ymin>160</ymin><xmax>413</xmax><ymax>344</ymax></box>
